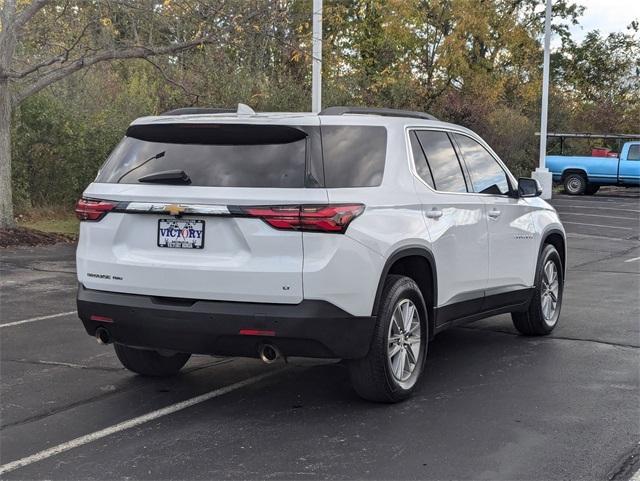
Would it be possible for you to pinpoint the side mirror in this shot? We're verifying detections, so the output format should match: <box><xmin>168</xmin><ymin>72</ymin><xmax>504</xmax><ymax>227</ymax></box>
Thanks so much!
<box><xmin>517</xmin><ymin>177</ymin><xmax>542</xmax><ymax>197</ymax></box>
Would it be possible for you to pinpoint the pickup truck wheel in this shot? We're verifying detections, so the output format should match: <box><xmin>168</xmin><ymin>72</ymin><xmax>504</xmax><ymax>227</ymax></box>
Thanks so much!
<box><xmin>512</xmin><ymin>244</ymin><xmax>563</xmax><ymax>336</ymax></box>
<box><xmin>348</xmin><ymin>275</ymin><xmax>428</xmax><ymax>403</ymax></box>
<box><xmin>563</xmin><ymin>173</ymin><xmax>587</xmax><ymax>195</ymax></box>
<box><xmin>114</xmin><ymin>344</ymin><xmax>191</xmax><ymax>377</ymax></box>
<box><xmin>585</xmin><ymin>184</ymin><xmax>600</xmax><ymax>195</ymax></box>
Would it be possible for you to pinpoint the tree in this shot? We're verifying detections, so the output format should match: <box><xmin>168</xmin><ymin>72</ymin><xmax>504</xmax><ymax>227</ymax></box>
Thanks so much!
<box><xmin>5</xmin><ymin>0</ymin><xmax>638</xmax><ymax>217</ymax></box>
<box><xmin>0</xmin><ymin>0</ymin><xmax>267</xmax><ymax>228</ymax></box>
<box><xmin>554</xmin><ymin>24</ymin><xmax>640</xmax><ymax>135</ymax></box>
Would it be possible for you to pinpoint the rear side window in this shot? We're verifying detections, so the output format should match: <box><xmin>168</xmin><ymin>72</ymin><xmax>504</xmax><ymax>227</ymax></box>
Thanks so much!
<box><xmin>409</xmin><ymin>131</ymin><xmax>435</xmax><ymax>188</ymax></box>
<box><xmin>321</xmin><ymin>126</ymin><xmax>386</xmax><ymax>187</ymax></box>
<box><xmin>453</xmin><ymin>134</ymin><xmax>510</xmax><ymax>195</ymax></box>
<box><xmin>96</xmin><ymin>124</ymin><xmax>308</xmax><ymax>188</ymax></box>
<box><xmin>414</xmin><ymin>131</ymin><xmax>467</xmax><ymax>193</ymax></box>
<box><xmin>628</xmin><ymin>144</ymin><xmax>640</xmax><ymax>160</ymax></box>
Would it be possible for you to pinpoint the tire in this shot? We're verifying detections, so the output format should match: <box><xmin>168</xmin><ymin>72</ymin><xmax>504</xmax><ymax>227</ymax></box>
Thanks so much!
<box><xmin>563</xmin><ymin>173</ymin><xmax>587</xmax><ymax>195</ymax></box>
<box><xmin>512</xmin><ymin>244</ymin><xmax>563</xmax><ymax>336</ymax></box>
<box><xmin>585</xmin><ymin>184</ymin><xmax>600</xmax><ymax>195</ymax></box>
<box><xmin>348</xmin><ymin>275</ymin><xmax>428</xmax><ymax>403</ymax></box>
<box><xmin>114</xmin><ymin>343</ymin><xmax>190</xmax><ymax>377</ymax></box>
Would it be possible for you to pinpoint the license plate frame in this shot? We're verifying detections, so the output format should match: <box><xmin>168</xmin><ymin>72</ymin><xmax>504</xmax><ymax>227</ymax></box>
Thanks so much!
<box><xmin>157</xmin><ymin>219</ymin><xmax>205</xmax><ymax>249</ymax></box>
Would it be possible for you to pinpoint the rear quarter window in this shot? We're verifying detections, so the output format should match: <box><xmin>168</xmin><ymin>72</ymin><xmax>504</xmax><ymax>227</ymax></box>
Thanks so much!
<box><xmin>321</xmin><ymin>126</ymin><xmax>387</xmax><ymax>187</ymax></box>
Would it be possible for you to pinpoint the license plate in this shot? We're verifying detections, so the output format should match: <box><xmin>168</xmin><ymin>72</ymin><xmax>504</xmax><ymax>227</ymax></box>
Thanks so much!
<box><xmin>158</xmin><ymin>219</ymin><xmax>205</xmax><ymax>249</ymax></box>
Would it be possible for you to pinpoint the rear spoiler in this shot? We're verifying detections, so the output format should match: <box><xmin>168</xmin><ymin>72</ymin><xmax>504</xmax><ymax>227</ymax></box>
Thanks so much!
<box><xmin>125</xmin><ymin>123</ymin><xmax>308</xmax><ymax>145</ymax></box>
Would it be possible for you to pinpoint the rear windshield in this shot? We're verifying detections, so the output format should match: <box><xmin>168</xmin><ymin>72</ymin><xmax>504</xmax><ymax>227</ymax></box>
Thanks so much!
<box><xmin>96</xmin><ymin>124</ymin><xmax>308</xmax><ymax>188</ymax></box>
<box><xmin>321</xmin><ymin>126</ymin><xmax>387</xmax><ymax>187</ymax></box>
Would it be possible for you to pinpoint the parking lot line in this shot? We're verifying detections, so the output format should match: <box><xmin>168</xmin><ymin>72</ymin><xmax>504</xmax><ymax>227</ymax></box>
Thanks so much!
<box><xmin>553</xmin><ymin>196</ymin><xmax>639</xmax><ymax>202</ymax></box>
<box><xmin>560</xmin><ymin>222</ymin><xmax>633</xmax><ymax>230</ymax></box>
<box><xmin>0</xmin><ymin>311</ymin><xmax>77</xmax><ymax>328</ymax></box>
<box><xmin>0</xmin><ymin>368</ymin><xmax>284</xmax><ymax>475</ymax></box>
<box><xmin>550</xmin><ymin>204</ymin><xmax>640</xmax><ymax>213</ymax></box>
<box><xmin>555</xmin><ymin>211</ymin><xmax>638</xmax><ymax>220</ymax></box>
<box><xmin>624</xmin><ymin>257</ymin><xmax>640</xmax><ymax>263</ymax></box>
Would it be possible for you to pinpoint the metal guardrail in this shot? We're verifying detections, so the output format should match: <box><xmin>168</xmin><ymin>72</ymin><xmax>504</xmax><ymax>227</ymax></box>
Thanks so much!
<box><xmin>536</xmin><ymin>132</ymin><xmax>640</xmax><ymax>155</ymax></box>
<box><xmin>536</xmin><ymin>132</ymin><xmax>640</xmax><ymax>139</ymax></box>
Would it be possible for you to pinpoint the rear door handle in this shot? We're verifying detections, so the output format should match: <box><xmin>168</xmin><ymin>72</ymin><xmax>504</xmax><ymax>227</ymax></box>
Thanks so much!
<box><xmin>488</xmin><ymin>208</ymin><xmax>501</xmax><ymax>219</ymax></box>
<box><xmin>426</xmin><ymin>208</ymin><xmax>443</xmax><ymax>219</ymax></box>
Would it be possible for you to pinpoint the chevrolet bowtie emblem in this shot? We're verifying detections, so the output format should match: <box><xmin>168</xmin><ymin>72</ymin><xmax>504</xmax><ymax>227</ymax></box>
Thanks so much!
<box><xmin>165</xmin><ymin>204</ymin><xmax>185</xmax><ymax>216</ymax></box>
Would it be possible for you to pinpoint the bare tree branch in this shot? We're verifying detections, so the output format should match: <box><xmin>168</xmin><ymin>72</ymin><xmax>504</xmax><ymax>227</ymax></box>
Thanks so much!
<box><xmin>13</xmin><ymin>37</ymin><xmax>214</xmax><ymax>105</ymax></box>
<box><xmin>13</xmin><ymin>38</ymin><xmax>216</xmax><ymax>105</ymax></box>
<box><xmin>7</xmin><ymin>21</ymin><xmax>95</xmax><ymax>79</ymax></box>
<box><xmin>0</xmin><ymin>0</ymin><xmax>17</xmax><ymax>31</ymax></box>
<box><xmin>0</xmin><ymin>0</ymin><xmax>18</xmax><ymax>80</ymax></box>
<box><xmin>7</xmin><ymin>3</ymin><xmax>276</xmax><ymax>105</ymax></box>
<box><xmin>13</xmin><ymin>0</ymin><xmax>51</xmax><ymax>32</ymax></box>
<box><xmin>7</xmin><ymin>54</ymin><xmax>64</xmax><ymax>79</ymax></box>
<box><xmin>143</xmin><ymin>57</ymin><xmax>200</xmax><ymax>104</ymax></box>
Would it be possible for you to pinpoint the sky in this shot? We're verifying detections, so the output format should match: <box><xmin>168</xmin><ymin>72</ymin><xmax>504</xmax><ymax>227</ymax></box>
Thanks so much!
<box><xmin>568</xmin><ymin>0</ymin><xmax>639</xmax><ymax>42</ymax></box>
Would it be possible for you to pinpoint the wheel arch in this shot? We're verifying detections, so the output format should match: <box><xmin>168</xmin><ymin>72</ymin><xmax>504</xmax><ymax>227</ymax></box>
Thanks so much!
<box><xmin>540</xmin><ymin>228</ymin><xmax>567</xmax><ymax>277</ymax></box>
<box><xmin>561</xmin><ymin>168</ymin><xmax>588</xmax><ymax>181</ymax></box>
<box><xmin>372</xmin><ymin>246</ymin><xmax>437</xmax><ymax>340</ymax></box>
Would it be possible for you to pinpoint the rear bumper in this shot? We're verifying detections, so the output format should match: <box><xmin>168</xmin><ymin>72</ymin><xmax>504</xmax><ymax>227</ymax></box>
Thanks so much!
<box><xmin>77</xmin><ymin>285</ymin><xmax>375</xmax><ymax>359</ymax></box>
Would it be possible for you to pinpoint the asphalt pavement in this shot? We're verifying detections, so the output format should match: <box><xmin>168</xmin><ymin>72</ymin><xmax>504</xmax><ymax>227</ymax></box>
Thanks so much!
<box><xmin>1</xmin><ymin>187</ymin><xmax>639</xmax><ymax>480</ymax></box>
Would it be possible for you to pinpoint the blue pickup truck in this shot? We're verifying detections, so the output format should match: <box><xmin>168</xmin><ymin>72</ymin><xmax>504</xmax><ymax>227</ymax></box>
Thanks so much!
<box><xmin>546</xmin><ymin>140</ymin><xmax>640</xmax><ymax>195</ymax></box>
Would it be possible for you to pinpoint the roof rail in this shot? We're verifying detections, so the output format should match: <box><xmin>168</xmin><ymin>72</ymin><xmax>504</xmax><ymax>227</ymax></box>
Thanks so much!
<box><xmin>319</xmin><ymin>106</ymin><xmax>438</xmax><ymax>121</ymax></box>
<box><xmin>160</xmin><ymin>107</ymin><xmax>235</xmax><ymax>116</ymax></box>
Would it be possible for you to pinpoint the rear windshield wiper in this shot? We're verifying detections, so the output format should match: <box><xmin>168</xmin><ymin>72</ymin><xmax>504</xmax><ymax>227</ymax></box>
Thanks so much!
<box><xmin>117</xmin><ymin>151</ymin><xmax>166</xmax><ymax>183</ymax></box>
<box><xmin>138</xmin><ymin>170</ymin><xmax>192</xmax><ymax>185</ymax></box>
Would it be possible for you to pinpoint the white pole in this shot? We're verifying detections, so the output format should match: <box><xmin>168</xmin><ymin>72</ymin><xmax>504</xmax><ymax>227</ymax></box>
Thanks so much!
<box><xmin>538</xmin><ymin>0</ymin><xmax>552</xmax><ymax>169</ymax></box>
<box><xmin>533</xmin><ymin>0</ymin><xmax>553</xmax><ymax>199</ymax></box>
<box><xmin>312</xmin><ymin>0</ymin><xmax>323</xmax><ymax>113</ymax></box>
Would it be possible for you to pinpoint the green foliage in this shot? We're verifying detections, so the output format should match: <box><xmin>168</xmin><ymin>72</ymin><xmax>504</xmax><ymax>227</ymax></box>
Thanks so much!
<box><xmin>558</xmin><ymin>27</ymin><xmax>640</xmax><ymax>105</ymax></box>
<box><xmin>18</xmin><ymin>213</ymin><xmax>79</xmax><ymax>236</ymax></box>
<box><xmin>12</xmin><ymin>63</ymin><xmax>160</xmax><ymax>209</ymax></box>
<box><xmin>10</xmin><ymin>0</ymin><xmax>640</xmax><ymax>208</ymax></box>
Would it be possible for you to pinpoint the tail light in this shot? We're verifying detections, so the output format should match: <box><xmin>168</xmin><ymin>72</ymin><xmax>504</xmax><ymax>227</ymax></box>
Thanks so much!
<box><xmin>234</xmin><ymin>204</ymin><xmax>364</xmax><ymax>233</ymax></box>
<box><xmin>75</xmin><ymin>198</ymin><xmax>117</xmax><ymax>221</ymax></box>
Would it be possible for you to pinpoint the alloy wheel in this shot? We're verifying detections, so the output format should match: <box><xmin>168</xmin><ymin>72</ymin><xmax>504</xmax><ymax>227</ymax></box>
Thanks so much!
<box><xmin>387</xmin><ymin>299</ymin><xmax>421</xmax><ymax>382</ymax></box>
<box><xmin>541</xmin><ymin>259</ymin><xmax>560</xmax><ymax>326</ymax></box>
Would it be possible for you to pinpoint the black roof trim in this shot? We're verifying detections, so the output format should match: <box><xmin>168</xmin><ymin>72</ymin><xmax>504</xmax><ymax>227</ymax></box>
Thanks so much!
<box><xmin>319</xmin><ymin>106</ymin><xmax>438</xmax><ymax>121</ymax></box>
<box><xmin>160</xmin><ymin>107</ymin><xmax>235</xmax><ymax>116</ymax></box>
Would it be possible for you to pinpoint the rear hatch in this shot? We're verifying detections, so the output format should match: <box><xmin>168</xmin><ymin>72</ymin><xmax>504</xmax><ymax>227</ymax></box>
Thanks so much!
<box><xmin>76</xmin><ymin>117</ymin><xmax>326</xmax><ymax>304</ymax></box>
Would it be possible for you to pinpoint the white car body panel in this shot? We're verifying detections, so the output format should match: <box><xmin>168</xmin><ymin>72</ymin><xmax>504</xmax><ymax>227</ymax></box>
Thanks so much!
<box><xmin>528</xmin><ymin>200</ymin><xmax>566</xmax><ymax>266</ymax></box>
<box><xmin>418</xmin><ymin>189</ymin><xmax>490</xmax><ymax>307</ymax></box>
<box><xmin>318</xmin><ymin>118</ymin><xmax>434</xmax><ymax>315</ymax></box>
<box><xmin>78</xmin><ymin>183</ymin><xmax>327</xmax><ymax>304</ymax></box>
<box><xmin>405</xmin><ymin>126</ymin><xmax>488</xmax><ymax>307</ymax></box>
<box><xmin>302</xmin><ymin>231</ymin><xmax>384</xmax><ymax>316</ymax></box>
<box><xmin>483</xmin><ymin>196</ymin><xmax>538</xmax><ymax>292</ymax></box>
<box><xmin>76</xmin><ymin>111</ymin><xmax>566</xmax><ymax>319</ymax></box>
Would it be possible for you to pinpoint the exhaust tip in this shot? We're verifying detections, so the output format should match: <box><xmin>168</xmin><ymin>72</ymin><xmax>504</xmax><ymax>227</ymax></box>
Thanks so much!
<box><xmin>259</xmin><ymin>344</ymin><xmax>280</xmax><ymax>364</ymax></box>
<box><xmin>95</xmin><ymin>327</ymin><xmax>112</xmax><ymax>345</ymax></box>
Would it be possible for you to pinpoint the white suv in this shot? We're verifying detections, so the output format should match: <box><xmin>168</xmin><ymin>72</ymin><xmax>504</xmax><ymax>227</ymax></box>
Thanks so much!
<box><xmin>76</xmin><ymin>105</ymin><xmax>566</xmax><ymax>402</ymax></box>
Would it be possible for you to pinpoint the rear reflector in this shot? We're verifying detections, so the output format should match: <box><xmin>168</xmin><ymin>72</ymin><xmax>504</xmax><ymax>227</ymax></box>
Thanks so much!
<box><xmin>233</xmin><ymin>204</ymin><xmax>365</xmax><ymax>233</ymax></box>
<box><xmin>90</xmin><ymin>315</ymin><xmax>114</xmax><ymax>323</ymax></box>
<box><xmin>75</xmin><ymin>198</ymin><xmax>117</xmax><ymax>221</ymax></box>
<box><xmin>239</xmin><ymin>329</ymin><xmax>276</xmax><ymax>336</ymax></box>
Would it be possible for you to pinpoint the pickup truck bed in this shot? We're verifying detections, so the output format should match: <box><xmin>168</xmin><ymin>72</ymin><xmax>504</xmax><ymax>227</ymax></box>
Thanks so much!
<box><xmin>546</xmin><ymin>141</ymin><xmax>640</xmax><ymax>195</ymax></box>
